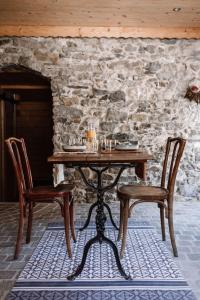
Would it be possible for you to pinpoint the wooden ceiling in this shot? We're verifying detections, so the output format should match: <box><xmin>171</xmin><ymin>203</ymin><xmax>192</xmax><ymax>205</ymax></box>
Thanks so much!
<box><xmin>0</xmin><ymin>0</ymin><xmax>200</xmax><ymax>38</ymax></box>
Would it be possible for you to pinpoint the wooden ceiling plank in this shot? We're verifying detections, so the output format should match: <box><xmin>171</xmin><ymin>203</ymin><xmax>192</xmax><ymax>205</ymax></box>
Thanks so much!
<box><xmin>0</xmin><ymin>5</ymin><xmax>199</xmax><ymax>13</ymax></box>
<box><xmin>0</xmin><ymin>9</ymin><xmax>199</xmax><ymax>27</ymax></box>
<box><xmin>0</xmin><ymin>0</ymin><xmax>199</xmax><ymax>38</ymax></box>
<box><xmin>0</xmin><ymin>85</ymin><xmax>49</xmax><ymax>89</ymax></box>
<box><xmin>0</xmin><ymin>25</ymin><xmax>200</xmax><ymax>38</ymax></box>
<box><xmin>0</xmin><ymin>0</ymin><xmax>200</xmax><ymax>9</ymax></box>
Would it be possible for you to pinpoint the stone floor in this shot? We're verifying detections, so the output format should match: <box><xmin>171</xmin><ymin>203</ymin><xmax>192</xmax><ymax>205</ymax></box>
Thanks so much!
<box><xmin>0</xmin><ymin>200</ymin><xmax>200</xmax><ymax>300</ymax></box>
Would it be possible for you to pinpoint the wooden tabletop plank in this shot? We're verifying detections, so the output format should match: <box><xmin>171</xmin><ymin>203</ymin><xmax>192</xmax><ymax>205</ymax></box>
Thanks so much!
<box><xmin>48</xmin><ymin>151</ymin><xmax>153</xmax><ymax>164</ymax></box>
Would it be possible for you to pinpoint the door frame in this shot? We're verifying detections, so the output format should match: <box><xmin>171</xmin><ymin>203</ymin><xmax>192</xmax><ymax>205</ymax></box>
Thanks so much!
<box><xmin>0</xmin><ymin>99</ymin><xmax>5</xmax><ymax>202</ymax></box>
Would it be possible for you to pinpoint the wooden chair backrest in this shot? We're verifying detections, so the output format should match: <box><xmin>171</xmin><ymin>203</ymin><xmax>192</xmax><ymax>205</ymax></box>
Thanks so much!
<box><xmin>5</xmin><ymin>137</ymin><xmax>33</xmax><ymax>199</ymax></box>
<box><xmin>161</xmin><ymin>137</ymin><xmax>186</xmax><ymax>196</ymax></box>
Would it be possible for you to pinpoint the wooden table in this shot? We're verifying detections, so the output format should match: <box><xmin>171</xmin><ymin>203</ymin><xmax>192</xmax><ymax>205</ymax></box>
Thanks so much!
<box><xmin>48</xmin><ymin>150</ymin><xmax>153</xmax><ymax>280</ymax></box>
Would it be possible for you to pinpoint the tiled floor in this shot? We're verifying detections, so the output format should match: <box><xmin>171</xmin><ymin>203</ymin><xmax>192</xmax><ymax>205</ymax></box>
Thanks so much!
<box><xmin>0</xmin><ymin>200</ymin><xmax>200</xmax><ymax>300</ymax></box>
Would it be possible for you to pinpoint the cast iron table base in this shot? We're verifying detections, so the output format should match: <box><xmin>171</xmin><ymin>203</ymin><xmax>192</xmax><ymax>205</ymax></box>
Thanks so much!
<box><xmin>79</xmin><ymin>200</ymin><xmax>119</xmax><ymax>231</ymax></box>
<box><xmin>67</xmin><ymin>164</ymin><xmax>134</xmax><ymax>281</ymax></box>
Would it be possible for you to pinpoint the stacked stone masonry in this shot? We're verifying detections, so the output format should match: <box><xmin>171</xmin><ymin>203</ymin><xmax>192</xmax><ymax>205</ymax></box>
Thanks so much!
<box><xmin>1</xmin><ymin>37</ymin><xmax>200</xmax><ymax>201</ymax></box>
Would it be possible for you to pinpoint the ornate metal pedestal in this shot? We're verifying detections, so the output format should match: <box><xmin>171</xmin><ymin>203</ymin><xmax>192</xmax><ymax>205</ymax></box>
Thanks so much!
<box><xmin>79</xmin><ymin>195</ymin><xmax>119</xmax><ymax>231</ymax></box>
<box><xmin>67</xmin><ymin>163</ymin><xmax>134</xmax><ymax>281</ymax></box>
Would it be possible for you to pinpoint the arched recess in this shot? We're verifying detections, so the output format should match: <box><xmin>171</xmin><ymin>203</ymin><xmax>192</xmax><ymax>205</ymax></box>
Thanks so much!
<box><xmin>0</xmin><ymin>64</ymin><xmax>53</xmax><ymax>202</ymax></box>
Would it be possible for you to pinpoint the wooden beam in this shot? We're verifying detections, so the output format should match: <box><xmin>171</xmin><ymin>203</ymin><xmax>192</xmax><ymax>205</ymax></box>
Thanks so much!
<box><xmin>0</xmin><ymin>25</ymin><xmax>200</xmax><ymax>38</ymax></box>
<box><xmin>0</xmin><ymin>84</ymin><xmax>50</xmax><ymax>90</ymax></box>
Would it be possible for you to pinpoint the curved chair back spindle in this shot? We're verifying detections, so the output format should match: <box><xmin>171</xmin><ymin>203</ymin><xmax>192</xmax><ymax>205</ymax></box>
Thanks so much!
<box><xmin>5</xmin><ymin>137</ymin><xmax>33</xmax><ymax>202</ymax></box>
<box><xmin>161</xmin><ymin>137</ymin><xmax>186</xmax><ymax>197</ymax></box>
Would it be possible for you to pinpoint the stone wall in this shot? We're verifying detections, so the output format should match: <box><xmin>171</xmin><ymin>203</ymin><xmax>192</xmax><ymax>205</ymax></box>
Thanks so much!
<box><xmin>1</xmin><ymin>37</ymin><xmax>200</xmax><ymax>201</ymax></box>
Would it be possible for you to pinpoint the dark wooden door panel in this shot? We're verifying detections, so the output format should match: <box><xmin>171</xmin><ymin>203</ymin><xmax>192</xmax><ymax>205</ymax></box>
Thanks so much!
<box><xmin>15</xmin><ymin>89</ymin><xmax>53</xmax><ymax>187</ymax></box>
<box><xmin>0</xmin><ymin>86</ymin><xmax>53</xmax><ymax>202</ymax></box>
<box><xmin>1</xmin><ymin>100</ymin><xmax>18</xmax><ymax>202</ymax></box>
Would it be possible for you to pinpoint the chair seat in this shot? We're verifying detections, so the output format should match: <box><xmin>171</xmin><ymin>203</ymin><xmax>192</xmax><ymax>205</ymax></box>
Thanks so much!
<box><xmin>118</xmin><ymin>185</ymin><xmax>168</xmax><ymax>201</ymax></box>
<box><xmin>25</xmin><ymin>183</ymin><xmax>75</xmax><ymax>200</ymax></box>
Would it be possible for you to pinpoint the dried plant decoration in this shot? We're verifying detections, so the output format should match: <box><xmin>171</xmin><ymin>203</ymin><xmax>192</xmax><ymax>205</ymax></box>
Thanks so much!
<box><xmin>185</xmin><ymin>79</ymin><xmax>200</xmax><ymax>123</ymax></box>
<box><xmin>185</xmin><ymin>80</ymin><xmax>200</xmax><ymax>104</ymax></box>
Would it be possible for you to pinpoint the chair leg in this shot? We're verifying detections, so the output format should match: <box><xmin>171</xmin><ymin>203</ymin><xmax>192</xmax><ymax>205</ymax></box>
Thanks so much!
<box><xmin>63</xmin><ymin>195</ymin><xmax>72</xmax><ymax>258</ymax></box>
<box><xmin>14</xmin><ymin>202</ymin><xmax>25</xmax><ymax>260</ymax></box>
<box><xmin>26</xmin><ymin>201</ymin><xmax>33</xmax><ymax>244</ymax></box>
<box><xmin>160</xmin><ymin>205</ymin><xmax>166</xmax><ymax>241</ymax></box>
<box><xmin>120</xmin><ymin>199</ymin><xmax>129</xmax><ymax>258</ymax></box>
<box><xmin>69</xmin><ymin>196</ymin><xmax>76</xmax><ymax>243</ymax></box>
<box><xmin>118</xmin><ymin>200</ymin><xmax>124</xmax><ymax>241</ymax></box>
<box><xmin>168</xmin><ymin>206</ymin><xmax>178</xmax><ymax>257</ymax></box>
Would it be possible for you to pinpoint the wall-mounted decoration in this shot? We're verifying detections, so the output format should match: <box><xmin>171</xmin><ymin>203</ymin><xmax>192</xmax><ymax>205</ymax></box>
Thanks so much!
<box><xmin>185</xmin><ymin>79</ymin><xmax>200</xmax><ymax>104</ymax></box>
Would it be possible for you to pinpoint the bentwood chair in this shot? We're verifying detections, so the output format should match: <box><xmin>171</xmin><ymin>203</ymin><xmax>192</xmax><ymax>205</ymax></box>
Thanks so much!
<box><xmin>5</xmin><ymin>137</ymin><xmax>76</xmax><ymax>259</ymax></box>
<box><xmin>117</xmin><ymin>137</ymin><xmax>186</xmax><ymax>258</ymax></box>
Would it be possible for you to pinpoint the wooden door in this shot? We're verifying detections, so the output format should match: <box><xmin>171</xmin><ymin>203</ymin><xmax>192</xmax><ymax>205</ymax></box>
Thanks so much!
<box><xmin>0</xmin><ymin>68</ymin><xmax>53</xmax><ymax>202</ymax></box>
<box><xmin>15</xmin><ymin>89</ymin><xmax>53</xmax><ymax>186</ymax></box>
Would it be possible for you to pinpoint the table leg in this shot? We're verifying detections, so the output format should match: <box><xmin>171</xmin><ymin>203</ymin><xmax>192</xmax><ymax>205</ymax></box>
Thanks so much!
<box><xmin>67</xmin><ymin>233</ymin><xmax>130</xmax><ymax>280</ymax></box>
<box><xmin>103</xmin><ymin>202</ymin><xmax>119</xmax><ymax>230</ymax></box>
<box><xmin>67</xmin><ymin>235</ymin><xmax>98</xmax><ymax>280</ymax></box>
<box><xmin>79</xmin><ymin>201</ymin><xmax>97</xmax><ymax>231</ymax></box>
<box><xmin>102</xmin><ymin>235</ymin><xmax>130</xmax><ymax>279</ymax></box>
